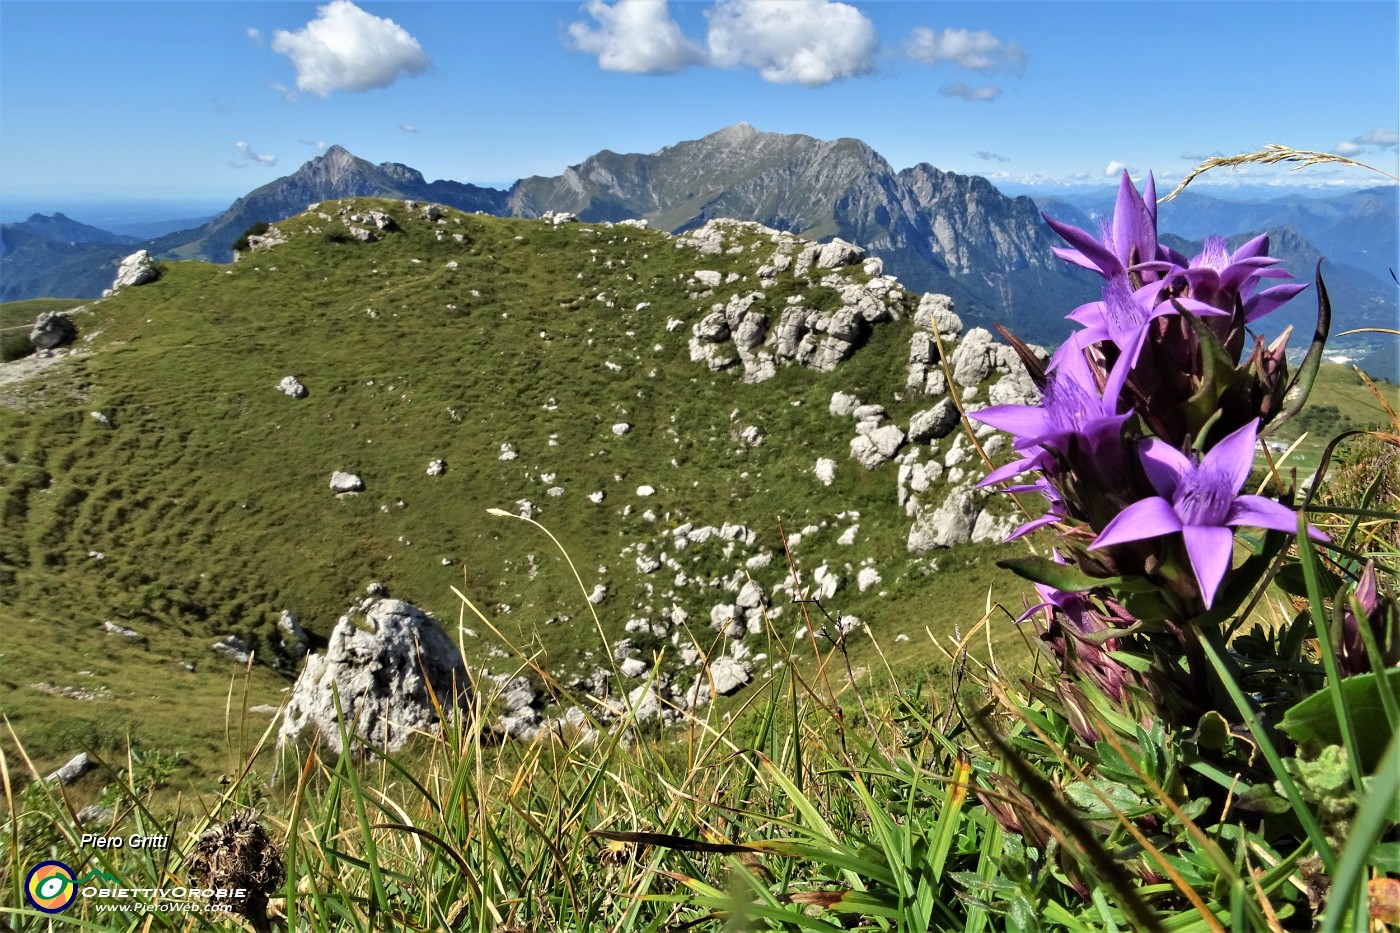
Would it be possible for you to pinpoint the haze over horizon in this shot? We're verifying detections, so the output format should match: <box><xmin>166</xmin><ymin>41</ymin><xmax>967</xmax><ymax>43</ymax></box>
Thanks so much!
<box><xmin>2</xmin><ymin>0</ymin><xmax>1397</xmax><ymax>220</ymax></box>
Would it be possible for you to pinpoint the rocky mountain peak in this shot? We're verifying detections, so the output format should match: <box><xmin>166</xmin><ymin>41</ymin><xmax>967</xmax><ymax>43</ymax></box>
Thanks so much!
<box><xmin>295</xmin><ymin>145</ymin><xmax>369</xmax><ymax>188</ymax></box>
<box><xmin>710</xmin><ymin>121</ymin><xmax>759</xmax><ymax>142</ymax></box>
<box><xmin>378</xmin><ymin>161</ymin><xmax>427</xmax><ymax>186</ymax></box>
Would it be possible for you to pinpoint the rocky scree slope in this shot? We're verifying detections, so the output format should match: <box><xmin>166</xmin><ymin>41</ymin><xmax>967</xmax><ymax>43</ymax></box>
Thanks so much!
<box><xmin>0</xmin><ymin>198</ymin><xmax>1040</xmax><ymax>739</ymax></box>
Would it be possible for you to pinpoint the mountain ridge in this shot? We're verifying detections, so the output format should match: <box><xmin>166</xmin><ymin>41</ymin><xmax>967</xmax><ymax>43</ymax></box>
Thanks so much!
<box><xmin>3</xmin><ymin>124</ymin><xmax>1394</xmax><ymax>353</ymax></box>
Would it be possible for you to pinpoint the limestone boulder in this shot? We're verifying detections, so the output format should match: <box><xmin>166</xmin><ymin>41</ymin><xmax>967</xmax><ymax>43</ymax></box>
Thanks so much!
<box><xmin>279</xmin><ymin>598</ymin><xmax>472</xmax><ymax>753</ymax></box>
<box><xmin>111</xmin><ymin>250</ymin><xmax>159</xmax><ymax>290</ymax></box>
<box><xmin>30</xmin><ymin>311</ymin><xmax>77</xmax><ymax>350</ymax></box>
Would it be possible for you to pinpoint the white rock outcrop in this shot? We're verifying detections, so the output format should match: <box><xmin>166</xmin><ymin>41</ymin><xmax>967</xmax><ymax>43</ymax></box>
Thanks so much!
<box><xmin>279</xmin><ymin>598</ymin><xmax>472</xmax><ymax>753</ymax></box>
<box><xmin>110</xmin><ymin>250</ymin><xmax>159</xmax><ymax>291</ymax></box>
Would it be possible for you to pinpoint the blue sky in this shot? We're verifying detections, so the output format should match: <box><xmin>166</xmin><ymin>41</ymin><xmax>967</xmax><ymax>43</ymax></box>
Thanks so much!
<box><xmin>2</xmin><ymin>0</ymin><xmax>1397</xmax><ymax>213</ymax></box>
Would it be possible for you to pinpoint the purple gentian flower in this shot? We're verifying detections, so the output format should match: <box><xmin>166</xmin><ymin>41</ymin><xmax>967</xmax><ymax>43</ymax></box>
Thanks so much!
<box><xmin>971</xmin><ymin>340</ymin><xmax>1131</xmax><ymax>456</ymax></box>
<box><xmin>1335</xmin><ymin>561</ymin><xmax>1399</xmax><ymax>676</ymax></box>
<box><xmin>1061</xmin><ymin>274</ymin><xmax>1223</xmax><ymax>369</ymax></box>
<box><xmin>1044</xmin><ymin>171</ymin><xmax>1170</xmax><ymax>282</ymax></box>
<box><xmin>1092</xmin><ymin>419</ymin><xmax>1326</xmax><ymax>607</ymax></box>
<box><xmin>1145</xmin><ymin>233</ymin><xmax>1307</xmax><ymax>323</ymax></box>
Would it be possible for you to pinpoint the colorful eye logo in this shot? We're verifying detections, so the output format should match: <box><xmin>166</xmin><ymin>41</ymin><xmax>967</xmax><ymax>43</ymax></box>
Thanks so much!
<box><xmin>25</xmin><ymin>861</ymin><xmax>77</xmax><ymax>913</ymax></box>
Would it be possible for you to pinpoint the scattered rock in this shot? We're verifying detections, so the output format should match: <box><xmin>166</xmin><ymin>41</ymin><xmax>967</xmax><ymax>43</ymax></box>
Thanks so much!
<box><xmin>972</xmin><ymin>510</ymin><xmax>1017</xmax><ymax>543</ymax></box>
<box><xmin>212</xmin><ymin>635</ymin><xmax>252</xmax><ymax>664</ymax></box>
<box><xmin>46</xmin><ymin>752</ymin><xmax>96</xmax><ymax>785</ymax></box>
<box><xmin>279</xmin><ymin>597</ymin><xmax>472</xmax><ymax>754</ymax></box>
<box><xmin>103</xmin><ymin>621</ymin><xmax>143</xmax><ymax>640</ymax></box>
<box><xmin>829</xmin><ymin>391</ymin><xmax>862</xmax><ymax>417</ymax></box>
<box><xmin>278</xmin><ymin>610</ymin><xmax>308</xmax><ymax>662</ymax></box>
<box><xmin>908</xmin><ymin>399</ymin><xmax>961</xmax><ymax>443</ymax></box>
<box><xmin>30</xmin><ymin>311</ymin><xmax>77</xmax><ymax>350</ymax></box>
<box><xmin>707</xmin><ymin>657</ymin><xmax>752</xmax><ymax>696</ymax></box>
<box><xmin>814</xmin><ymin>457</ymin><xmax>837</xmax><ymax>486</ymax></box>
<box><xmin>612</xmin><ymin>423</ymin><xmax>631</xmax><ymax>436</ymax></box>
<box><xmin>915</xmin><ymin>293</ymin><xmax>962</xmax><ymax>340</ymax></box>
<box><xmin>850</xmin><ymin>424</ymin><xmax>906</xmax><ymax>470</ymax></box>
<box><xmin>277</xmin><ymin>376</ymin><xmax>308</xmax><ymax>398</ymax></box>
<box><xmin>907</xmin><ymin>487</ymin><xmax>979</xmax><ymax>552</ymax></box>
<box><xmin>426</xmin><ymin>459</ymin><xmax>446</xmax><ymax>476</ymax></box>
<box><xmin>76</xmin><ymin>805</ymin><xmax>114</xmax><ymax>826</ymax></box>
<box><xmin>951</xmin><ymin>327</ymin><xmax>998</xmax><ymax>387</ymax></box>
<box><xmin>329</xmin><ymin>471</ymin><xmax>364</xmax><ymax>494</ymax></box>
<box><xmin>111</xmin><ymin>250</ymin><xmax>159</xmax><ymax>290</ymax></box>
<box><xmin>815</xmin><ymin>238</ymin><xmax>865</xmax><ymax>269</ymax></box>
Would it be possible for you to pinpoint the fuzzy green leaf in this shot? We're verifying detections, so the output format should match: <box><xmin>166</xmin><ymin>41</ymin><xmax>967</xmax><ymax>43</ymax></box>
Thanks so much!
<box><xmin>1279</xmin><ymin>669</ymin><xmax>1400</xmax><ymax>772</ymax></box>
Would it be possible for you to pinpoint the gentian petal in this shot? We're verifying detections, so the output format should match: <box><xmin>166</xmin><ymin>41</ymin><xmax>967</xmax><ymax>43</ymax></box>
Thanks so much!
<box><xmin>1007</xmin><ymin>512</ymin><xmax>1062</xmax><ymax>541</ymax></box>
<box><xmin>1225</xmin><ymin>496</ymin><xmax>1329</xmax><ymax>541</ymax></box>
<box><xmin>1138</xmin><ymin>439</ymin><xmax>1191</xmax><ymax>498</ymax></box>
<box><xmin>1182</xmin><ymin>524</ymin><xmax>1235</xmax><ymax>608</ymax></box>
<box><xmin>1043</xmin><ymin>214</ymin><xmax>1122</xmax><ymax>277</ymax></box>
<box><xmin>980</xmin><ymin>456</ymin><xmax>1037</xmax><ymax>487</ymax></box>
<box><xmin>968</xmin><ymin>404</ymin><xmax>1050</xmax><ymax>443</ymax></box>
<box><xmin>1111</xmin><ymin>170</ymin><xmax>1156</xmax><ymax>268</ymax></box>
<box><xmin>1201</xmin><ymin>418</ymin><xmax>1260</xmax><ymax>493</ymax></box>
<box><xmin>1051</xmin><ymin>246</ymin><xmax>1105</xmax><ymax>273</ymax></box>
<box><xmin>1093</xmin><ymin>496</ymin><xmax>1182</xmax><ymax>548</ymax></box>
<box><xmin>1244</xmin><ymin>283</ymin><xmax>1309</xmax><ymax>322</ymax></box>
<box><xmin>1224</xmin><ymin>495</ymin><xmax>1305</xmax><ymax>533</ymax></box>
<box><xmin>1231</xmin><ymin>233</ymin><xmax>1270</xmax><ymax>261</ymax></box>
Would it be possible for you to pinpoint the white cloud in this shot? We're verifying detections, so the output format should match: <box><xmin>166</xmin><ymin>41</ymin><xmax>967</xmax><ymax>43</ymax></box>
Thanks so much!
<box><xmin>1334</xmin><ymin>140</ymin><xmax>1364</xmax><ymax>157</ymax></box>
<box><xmin>1105</xmin><ymin>160</ymin><xmax>1136</xmax><ymax>178</ymax></box>
<box><xmin>231</xmin><ymin>141</ymin><xmax>278</xmax><ymax>168</ymax></box>
<box><xmin>705</xmin><ymin>0</ymin><xmax>878</xmax><ymax>86</ymax></box>
<box><xmin>246</xmin><ymin>27</ymin><xmax>263</xmax><ymax>46</ymax></box>
<box><xmin>905</xmin><ymin>27</ymin><xmax>1024</xmax><ymax>73</ymax></box>
<box><xmin>566</xmin><ymin>0</ymin><xmax>705</xmax><ymax>74</ymax></box>
<box><xmin>940</xmin><ymin>82</ymin><xmax>1000</xmax><ymax>102</ymax></box>
<box><xmin>1355</xmin><ymin>128</ymin><xmax>1399</xmax><ymax>148</ymax></box>
<box><xmin>270</xmin><ymin>82</ymin><xmax>298</xmax><ymax>103</ymax></box>
<box><xmin>271</xmin><ymin>0</ymin><xmax>430</xmax><ymax>97</ymax></box>
<box><xmin>300</xmin><ymin>139</ymin><xmax>329</xmax><ymax>152</ymax></box>
<box><xmin>398</xmin><ymin>123</ymin><xmax>418</xmax><ymax>133</ymax></box>
<box><xmin>975</xmin><ymin>150</ymin><xmax>1010</xmax><ymax>162</ymax></box>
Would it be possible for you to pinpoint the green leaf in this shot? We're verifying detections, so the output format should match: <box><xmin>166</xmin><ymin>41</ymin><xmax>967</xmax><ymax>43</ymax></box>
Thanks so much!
<box><xmin>1194</xmin><ymin>710</ymin><xmax>1232</xmax><ymax>750</ymax></box>
<box><xmin>1233</xmin><ymin>783</ymin><xmax>1292</xmax><ymax>815</ymax></box>
<box><xmin>1275</xmin><ymin>559</ymin><xmax>1341</xmax><ymax>599</ymax></box>
<box><xmin>1278</xmin><ymin>669</ymin><xmax>1400</xmax><ymax>772</ymax></box>
<box><xmin>1062</xmin><ymin>779</ymin><xmax>1145</xmax><ymax>819</ymax></box>
<box><xmin>996</xmin><ymin>556</ymin><xmax>1109</xmax><ymax>592</ymax></box>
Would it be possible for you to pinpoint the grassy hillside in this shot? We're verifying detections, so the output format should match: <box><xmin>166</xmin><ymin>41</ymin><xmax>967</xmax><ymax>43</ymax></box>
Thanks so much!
<box><xmin>0</xmin><ymin>200</ymin><xmax>1035</xmax><ymax>787</ymax></box>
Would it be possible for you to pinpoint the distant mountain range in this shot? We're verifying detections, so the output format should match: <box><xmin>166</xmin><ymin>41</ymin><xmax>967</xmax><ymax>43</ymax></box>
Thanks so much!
<box><xmin>3</xmin><ymin>124</ymin><xmax>1395</xmax><ymax>351</ymax></box>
